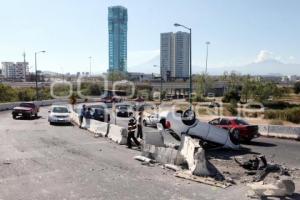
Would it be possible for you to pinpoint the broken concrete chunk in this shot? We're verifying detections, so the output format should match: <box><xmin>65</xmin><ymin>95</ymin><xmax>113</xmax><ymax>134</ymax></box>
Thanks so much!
<box><xmin>144</xmin><ymin>131</ymin><xmax>165</xmax><ymax>147</ymax></box>
<box><xmin>142</xmin><ymin>144</ymin><xmax>181</xmax><ymax>165</ymax></box>
<box><xmin>247</xmin><ymin>177</ymin><xmax>295</xmax><ymax>197</ymax></box>
<box><xmin>164</xmin><ymin>164</ymin><xmax>181</xmax><ymax>171</ymax></box>
<box><xmin>134</xmin><ymin>155</ymin><xmax>154</xmax><ymax>163</ymax></box>
<box><xmin>175</xmin><ymin>171</ymin><xmax>231</xmax><ymax>189</ymax></box>
<box><xmin>177</xmin><ymin>135</ymin><xmax>221</xmax><ymax>178</ymax></box>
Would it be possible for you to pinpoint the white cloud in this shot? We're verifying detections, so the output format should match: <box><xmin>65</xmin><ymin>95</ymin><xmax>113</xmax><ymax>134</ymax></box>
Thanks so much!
<box><xmin>288</xmin><ymin>56</ymin><xmax>295</xmax><ymax>60</ymax></box>
<box><xmin>255</xmin><ymin>50</ymin><xmax>274</xmax><ymax>63</ymax></box>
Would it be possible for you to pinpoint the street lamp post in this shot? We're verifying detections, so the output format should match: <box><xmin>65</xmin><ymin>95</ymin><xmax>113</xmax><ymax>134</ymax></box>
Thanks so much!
<box><xmin>35</xmin><ymin>51</ymin><xmax>46</xmax><ymax>101</ymax></box>
<box><xmin>174</xmin><ymin>23</ymin><xmax>192</xmax><ymax>109</ymax></box>
<box><xmin>89</xmin><ymin>56</ymin><xmax>92</xmax><ymax>77</ymax></box>
<box><xmin>154</xmin><ymin>65</ymin><xmax>163</xmax><ymax>103</ymax></box>
<box><xmin>204</xmin><ymin>41</ymin><xmax>210</xmax><ymax>96</ymax></box>
<box><xmin>205</xmin><ymin>41</ymin><xmax>210</xmax><ymax>75</ymax></box>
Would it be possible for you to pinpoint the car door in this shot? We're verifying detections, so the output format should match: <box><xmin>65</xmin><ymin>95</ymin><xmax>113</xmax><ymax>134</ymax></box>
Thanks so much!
<box><xmin>218</xmin><ymin>118</ymin><xmax>231</xmax><ymax>130</ymax></box>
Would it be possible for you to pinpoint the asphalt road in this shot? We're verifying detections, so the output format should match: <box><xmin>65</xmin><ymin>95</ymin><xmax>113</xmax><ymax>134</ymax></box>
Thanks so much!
<box><xmin>0</xmin><ymin>107</ymin><xmax>299</xmax><ymax>200</ymax></box>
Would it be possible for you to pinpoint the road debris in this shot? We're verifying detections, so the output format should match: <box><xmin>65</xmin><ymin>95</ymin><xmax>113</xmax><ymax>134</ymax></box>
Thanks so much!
<box><xmin>3</xmin><ymin>161</ymin><xmax>12</xmax><ymax>165</ymax></box>
<box><xmin>163</xmin><ymin>164</ymin><xmax>181</xmax><ymax>171</ymax></box>
<box><xmin>175</xmin><ymin>171</ymin><xmax>231</xmax><ymax>189</ymax></box>
<box><xmin>234</xmin><ymin>155</ymin><xmax>290</xmax><ymax>182</ymax></box>
<box><xmin>247</xmin><ymin>177</ymin><xmax>295</xmax><ymax>198</ymax></box>
<box><xmin>134</xmin><ymin>155</ymin><xmax>155</xmax><ymax>164</ymax></box>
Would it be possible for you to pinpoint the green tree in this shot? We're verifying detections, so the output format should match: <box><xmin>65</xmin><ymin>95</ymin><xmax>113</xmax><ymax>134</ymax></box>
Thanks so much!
<box><xmin>240</xmin><ymin>75</ymin><xmax>255</xmax><ymax>103</ymax></box>
<box><xmin>0</xmin><ymin>84</ymin><xmax>18</xmax><ymax>102</ymax></box>
<box><xmin>107</xmin><ymin>71</ymin><xmax>127</xmax><ymax>82</ymax></box>
<box><xmin>195</xmin><ymin>74</ymin><xmax>205</xmax><ymax>101</ymax></box>
<box><xmin>222</xmin><ymin>90</ymin><xmax>240</xmax><ymax>103</ymax></box>
<box><xmin>17</xmin><ymin>88</ymin><xmax>35</xmax><ymax>101</ymax></box>
<box><xmin>87</xmin><ymin>84</ymin><xmax>103</xmax><ymax>96</ymax></box>
<box><xmin>294</xmin><ymin>82</ymin><xmax>300</xmax><ymax>94</ymax></box>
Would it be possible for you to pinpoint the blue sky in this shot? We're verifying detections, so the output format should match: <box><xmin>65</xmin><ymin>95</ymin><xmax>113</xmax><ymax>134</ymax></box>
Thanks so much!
<box><xmin>0</xmin><ymin>0</ymin><xmax>299</xmax><ymax>74</ymax></box>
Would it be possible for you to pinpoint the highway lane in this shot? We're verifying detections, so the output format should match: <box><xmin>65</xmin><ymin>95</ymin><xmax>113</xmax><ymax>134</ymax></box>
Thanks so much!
<box><xmin>0</xmin><ymin>107</ymin><xmax>299</xmax><ymax>199</ymax></box>
<box><xmin>0</xmin><ymin>107</ymin><xmax>249</xmax><ymax>200</ymax></box>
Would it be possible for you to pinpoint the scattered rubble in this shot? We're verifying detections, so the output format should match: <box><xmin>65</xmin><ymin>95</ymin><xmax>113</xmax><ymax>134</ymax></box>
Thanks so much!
<box><xmin>134</xmin><ymin>155</ymin><xmax>155</xmax><ymax>164</ymax></box>
<box><xmin>175</xmin><ymin>171</ymin><xmax>231</xmax><ymax>189</ymax></box>
<box><xmin>133</xmin><ymin>129</ymin><xmax>298</xmax><ymax>197</ymax></box>
<box><xmin>247</xmin><ymin>177</ymin><xmax>295</xmax><ymax>198</ymax></box>
<box><xmin>163</xmin><ymin>164</ymin><xmax>181</xmax><ymax>171</ymax></box>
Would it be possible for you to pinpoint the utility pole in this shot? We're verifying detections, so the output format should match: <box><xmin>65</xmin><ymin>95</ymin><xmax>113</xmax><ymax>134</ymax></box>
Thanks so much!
<box><xmin>23</xmin><ymin>52</ymin><xmax>27</xmax><ymax>82</ymax></box>
<box><xmin>89</xmin><ymin>56</ymin><xmax>92</xmax><ymax>77</ymax></box>
<box><xmin>204</xmin><ymin>41</ymin><xmax>210</xmax><ymax>96</ymax></box>
<box><xmin>35</xmin><ymin>51</ymin><xmax>46</xmax><ymax>101</ymax></box>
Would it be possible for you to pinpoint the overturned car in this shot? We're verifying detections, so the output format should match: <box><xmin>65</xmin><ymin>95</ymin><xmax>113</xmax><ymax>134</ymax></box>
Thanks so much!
<box><xmin>159</xmin><ymin>110</ymin><xmax>240</xmax><ymax>149</ymax></box>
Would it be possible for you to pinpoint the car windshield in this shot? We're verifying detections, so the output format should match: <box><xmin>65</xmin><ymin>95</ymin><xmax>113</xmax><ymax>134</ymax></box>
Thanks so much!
<box><xmin>95</xmin><ymin>109</ymin><xmax>104</xmax><ymax>114</ymax></box>
<box><xmin>20</xmin><ymin>103</ymin><xmax>34</xmax><ymax>108</ymax></box>
<box><xmin>235</xmin><ymin>119</ymin><xmax>249</xmax><ymax>125</ymax></box>
<box><xmin>119</xmin><ymin>106</ymin><xmax>128</xmax><ymax>110</ymax></box>
<box><xmin>52</xmin><ymin>107</ymin><xmax>69</xmax><ymax>113</ymax></box>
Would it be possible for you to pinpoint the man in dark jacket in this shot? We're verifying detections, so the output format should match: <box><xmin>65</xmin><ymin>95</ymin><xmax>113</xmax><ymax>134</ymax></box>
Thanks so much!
<box><xmin>137</xmin><ymin>112</ymin><xmax>143</xmax><ymax>139</ymax></box>
<box><xmin>79</xmin><ymin>104</ymin><xmax>86</xmax><ymax>128</ymax></box>
<box><xmin>127</xmin><ymin>114</ymin><xmax>140</xmax><ymax>149</ymax></box>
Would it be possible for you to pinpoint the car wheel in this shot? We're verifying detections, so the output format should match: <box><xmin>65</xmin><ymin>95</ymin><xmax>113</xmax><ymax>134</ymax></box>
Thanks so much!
<box><xmin>35</xmin><ymin>113</ymin><xmax>38</xmax><ymax>118</ymax></box>
<box><xmin>143</xmin><ymin>120</ymin><xmax>147</xmax><ymax>127</ymax></box>
<box><xmin>12</xmin><ymin>114</ymin><xmax>16</xmax><ymax>119</ymax></box>
<box><xmin>229</xmin><ymin>129</ymin><xmax>240</xmax><ymax>145</ymax></box>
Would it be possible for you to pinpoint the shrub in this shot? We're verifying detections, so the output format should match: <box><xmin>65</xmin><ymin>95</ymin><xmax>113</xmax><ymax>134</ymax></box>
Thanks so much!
<box><xmin>264</xmin><ymin>108</ymin><xmax>300</xmax><ymax>124</ymax></box>
<box><xmin>262</xmin><ymin>101</ymin><xmax>296</xmax><ymax>110</ymax></box>
<box><xmin>222</xmin><ymin>90</ymin><xmax>240</xmax><ymax>103</ymax></box>
<box><xmin>294</xmin><ymin>82</ymin><xmax>300</xmax><ymax>94</ymax></box>
<box><xmin>269</xmin><ymin>120</ymin><xmax>284</xmax><ymax>125</ymax></box>
<box><xmin>226</xmin><ymin>100</ymin><xmax>238</xmax><ymax>116</ymax></box>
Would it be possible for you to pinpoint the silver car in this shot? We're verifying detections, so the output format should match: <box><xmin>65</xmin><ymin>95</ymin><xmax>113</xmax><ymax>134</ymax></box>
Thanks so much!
<box><xmin>143</xmin><ymin>114</ymin><xmax>161</xmax><ymax>127</ymax></box>
<box><xmin>48</xmin><ymin>105</ymin><xmax>71</xmax><ymax>125</ymax></box>
<box><xmin>159</xmin><ymin>110</ymin><xmax>240</xmax><ymax>149</ymax></box>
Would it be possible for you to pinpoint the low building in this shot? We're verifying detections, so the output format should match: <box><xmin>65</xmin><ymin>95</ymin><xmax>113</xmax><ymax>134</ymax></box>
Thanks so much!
<box><xmin>1</xmin><ymin>62</ymin><xmax>28</xmax><ymax>82</ymax></box>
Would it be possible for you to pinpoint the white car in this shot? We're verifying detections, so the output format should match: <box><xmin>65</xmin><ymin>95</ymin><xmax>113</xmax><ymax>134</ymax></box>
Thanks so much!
<box><xmin>159</xmin><ymin>110</ymin><xmax>240</xmax><ymax>149</ymax></box>
<box><xmin>48</xmin><ymin>105</ymin><xmax>71</xmax><ymax>125</ymax></box>
<box><xmin>143</xmin><ymin>114</ymin><xmax>161</xmax><ymax>127</ymax></box>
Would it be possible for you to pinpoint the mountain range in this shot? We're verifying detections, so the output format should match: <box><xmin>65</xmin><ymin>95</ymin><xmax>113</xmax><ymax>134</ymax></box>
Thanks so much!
<box><xmin>129</xmin><ymin>57</ymin><xmax>300</xmax><ymax>76</ymax></box>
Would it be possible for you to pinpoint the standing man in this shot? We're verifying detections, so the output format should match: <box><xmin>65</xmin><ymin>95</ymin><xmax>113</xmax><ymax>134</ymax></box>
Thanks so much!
<box><xmin>127</xmin><ymin>113</ymin><xmax>140</xmax><ymax>149</ymax></box>
<box><xmin>137</xmin><ymin>111</ymin><xmax>143</xmax><ymax>140</ymax></box>
<box><xmin>84</xmin><ymin>107</ymin><xmax>92</xmax><ymax>129</ymax></box>
<box><xmin>79</xmin><ymin>104</ymin><xmax>86</xmax><ymax>128</ymax></box>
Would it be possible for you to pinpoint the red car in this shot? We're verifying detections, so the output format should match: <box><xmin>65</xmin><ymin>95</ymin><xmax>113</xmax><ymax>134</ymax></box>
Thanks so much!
<box><xmin>208</xmin><ymin>117</ymin><xmax>259</xmax><ymax>143</ymax></box>
<box><xmin>12</xmin><ymin>102</ymin><xmax>39</xmax><ymax>119</ymax></box>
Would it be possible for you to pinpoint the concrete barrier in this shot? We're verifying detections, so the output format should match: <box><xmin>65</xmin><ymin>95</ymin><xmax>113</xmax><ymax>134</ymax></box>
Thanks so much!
<box><xmin>70</xmin><ymin>110</ymin><xmax>127</xmax><ymax>144</ymax></box>
<box><xmin>258</xmin><ymin>125</ymin><xmax>300</xmax><ymax>140</ymax></box>
<box><xmin>70</xmin><ymin>111</ymin><xmax>80</xmax><ymax>125</ymax></box>
<box><xmin>106</xmin><ymin>124</ymin><xmax>128</xmax><ymax>145</ymax></box>
<box><xmin>88</xmin><ymin>120</ymin><xmax>109</xmax><ymax>137</ymax></box>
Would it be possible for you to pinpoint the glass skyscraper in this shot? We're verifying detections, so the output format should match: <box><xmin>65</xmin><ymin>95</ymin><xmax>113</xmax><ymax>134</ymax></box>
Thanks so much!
<box><xmin>108</xmin><ymin>6</ymin><xmax>128</xmax><ymax>72</ymax></box>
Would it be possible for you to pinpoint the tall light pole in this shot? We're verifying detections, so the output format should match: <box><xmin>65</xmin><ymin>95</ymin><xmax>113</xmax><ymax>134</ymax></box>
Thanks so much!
<box><xmin>204</xmin><ymin>41</ymin><xmax>210</xmax><ymax>96</ymax></box>
<box><xmin>88</xmin><ymin>56</ymin><xmax>92</xmax><ymax>77</ymax></box>
<box><xmin>174</xmin><ymin>23</ymin><xmax>192</xmax><ymax>109</ymax></box>
<box><xmin>154</xmin><ymin>65</ymin><xmax>163</xmax><ymax>104</ymax></box>
<box><xmin>205</xmin><ymin>41</ymin><xmax>210</xmax><ymax>75</ymax></box>
<box><xmin>35</xmin><ymin>51</ymin><xmax>46</xmax><ymax>101</ymax></box>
